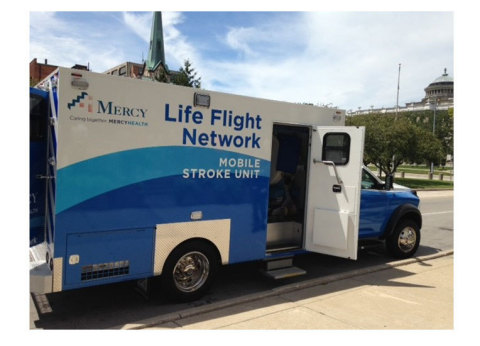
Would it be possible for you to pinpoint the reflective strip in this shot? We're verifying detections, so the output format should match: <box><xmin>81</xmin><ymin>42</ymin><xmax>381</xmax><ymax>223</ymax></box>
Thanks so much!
<box><xmin>153</xmin><ymin>219</ymin><xmax>231</xmax><ymax>275</ymax></box>
<box><xmin>52</xmin><ymin>257</ymin><xmax>63</xmax><ymax>292</ymax></box>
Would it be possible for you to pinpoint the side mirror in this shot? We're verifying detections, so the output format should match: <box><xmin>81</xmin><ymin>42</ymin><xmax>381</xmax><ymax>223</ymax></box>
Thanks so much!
<box><xmin>384</xmin><ymin>174</ymin><xmax>394</xmax><ymax>190</ymax></box>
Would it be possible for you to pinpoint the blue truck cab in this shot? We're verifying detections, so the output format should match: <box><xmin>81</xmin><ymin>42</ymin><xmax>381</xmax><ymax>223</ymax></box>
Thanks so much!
<box><xmin>359</xmin><ymin>166</ymin><xmax>422</xmax><ymax>258</ymax></box>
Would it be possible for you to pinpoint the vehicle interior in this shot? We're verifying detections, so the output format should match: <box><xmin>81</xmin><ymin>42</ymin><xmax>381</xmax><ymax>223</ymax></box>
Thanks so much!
<box><xmin>266</xmin><ymin>124</ymin><xmax>310</xmax><ymax>252</ymax></box>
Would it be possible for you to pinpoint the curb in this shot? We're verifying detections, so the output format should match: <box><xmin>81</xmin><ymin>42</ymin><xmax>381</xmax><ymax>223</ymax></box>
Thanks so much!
<box><xmin>120</xmin><ymin>249</ymin><xmax>454</xmax><ymax>330</ymax></box>
<box><xmin>415</xmin><ymin>188</ymin><xmax>454</xmax><ymax>192</ymax></box>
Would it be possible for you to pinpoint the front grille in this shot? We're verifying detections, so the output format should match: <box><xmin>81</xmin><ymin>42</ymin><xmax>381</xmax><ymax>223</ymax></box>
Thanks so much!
<box><xmin>81</xmin><ymin>260</ymin><xmax>129</xmax><ymax>281</ymax></box>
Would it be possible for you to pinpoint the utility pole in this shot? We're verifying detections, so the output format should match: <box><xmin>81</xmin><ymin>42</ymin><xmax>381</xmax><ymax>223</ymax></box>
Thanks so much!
<box><xmin>392</xmin><ymin>63</ymin><xmax>401</xmax><ymax>174</ymax></box>
<box><xmin>395</xmin><ymin>63</ymin><xmax>401</xmax><ymax>117</ymax></box>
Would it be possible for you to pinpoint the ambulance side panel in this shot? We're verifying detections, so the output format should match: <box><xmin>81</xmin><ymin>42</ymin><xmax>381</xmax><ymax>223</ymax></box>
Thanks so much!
<box><xmin>51</xmin><ymin>68</ymin><xmax>344</xmax><ymax>290</ymax></box>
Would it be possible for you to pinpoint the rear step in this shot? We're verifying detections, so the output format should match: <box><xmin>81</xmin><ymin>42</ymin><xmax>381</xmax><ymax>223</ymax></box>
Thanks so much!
<box><xmin>262</xmin><ymin>257</ymin><xmax>306</xmax><ymax>280</ymax></box>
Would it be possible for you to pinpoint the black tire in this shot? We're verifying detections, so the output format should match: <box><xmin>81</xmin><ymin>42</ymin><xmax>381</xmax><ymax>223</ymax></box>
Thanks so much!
<box><xmin>161</xmin><ymin>240</ymin><xmax>219</xmax><ymax>302</ymax></box>
<box><xmin>385</xmin><ymin>219</ymin><xmax>421</xmax><ymax>259</ymax></box>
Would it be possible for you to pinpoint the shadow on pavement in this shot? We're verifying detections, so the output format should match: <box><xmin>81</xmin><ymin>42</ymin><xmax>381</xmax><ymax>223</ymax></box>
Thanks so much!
<box><xmin>32</xmin><ymin>244</ymin><xmax>446</xmax><ymax>329</ymax></box>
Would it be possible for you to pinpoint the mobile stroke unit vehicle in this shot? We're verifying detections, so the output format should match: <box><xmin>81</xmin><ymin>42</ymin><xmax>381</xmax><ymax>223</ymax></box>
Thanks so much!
<box><xmin>30</xmin><ymin>68</ymin><xmax>421</xmax><ymax>301</ymax></box>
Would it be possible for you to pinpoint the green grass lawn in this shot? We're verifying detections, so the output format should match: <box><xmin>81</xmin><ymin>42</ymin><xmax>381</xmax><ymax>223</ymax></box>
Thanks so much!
<box><xmin>367</xmin><ymin>165</ymin><xmax>453</xmax><ymax>176</ymax></box>
<box><xmin>396</xmin><ymin>167</ymin><xmax>453</xmax><ymax>176</ymax></box>
<box><xmin>394</xmin><ymin>178</ymin><xmax>454</xmax><ymax>190</ymax></box>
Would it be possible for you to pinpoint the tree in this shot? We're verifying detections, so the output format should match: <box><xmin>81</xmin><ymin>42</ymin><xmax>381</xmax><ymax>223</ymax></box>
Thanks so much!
<box><xmin>171</xmin><ymin>59</ymin><xmax>201</xmax><ymax>88</ymax></box>
<box><xmin>347</xmin><ymin>112</ymin><xmax>448</xmax><ymax>174</ymax></box>
<box><xmin>347</xmin><ymin>114</ymin><xmax>418</xmax><ymax>175</ymax></box>
<box><xmin>413</xmin><ymin>127</ymin><xmax>445</xmax><ymax>167</ymax></box>
<box><xmin>402</xmin><ymin>109</ymin><xmax>453</xmax><ymax>161</ymax></box>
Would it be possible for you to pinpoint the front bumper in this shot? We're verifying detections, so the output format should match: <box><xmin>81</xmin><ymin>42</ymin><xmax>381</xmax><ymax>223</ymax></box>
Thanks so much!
<box><xmin>30</xmin><ymin>242</ymin><xmax>53</xmax><ymax>294</ymax></box>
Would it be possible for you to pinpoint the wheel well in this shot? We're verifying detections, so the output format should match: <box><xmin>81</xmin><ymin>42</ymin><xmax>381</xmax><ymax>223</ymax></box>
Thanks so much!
<box><xmin>401</xmin><ymin>211</ymin><xmax>422</xmax><ymax>229</ymax></box>
<box><xmin>164</xmin><ymin>238</ymin><xmax>221</xmax><ymax>268</ymax></box>
<box><xmin>381</xmin><ymin>204</ymin><xmax>422</xmax><ymax>239</ymax></box>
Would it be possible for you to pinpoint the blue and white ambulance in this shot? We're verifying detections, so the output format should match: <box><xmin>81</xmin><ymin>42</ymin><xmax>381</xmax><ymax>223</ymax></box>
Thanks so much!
<box><xmin>30</xmin><ymin>68</ymin><xmax>421</xmax><ymax>301</ymax></box>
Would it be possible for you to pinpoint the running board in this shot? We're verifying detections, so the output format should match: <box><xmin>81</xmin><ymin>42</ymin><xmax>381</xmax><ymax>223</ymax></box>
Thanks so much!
<box><xmin>264</xmin><ymin>266</ymin><xmax>307</xmax><ymax>279</ymax></box>
<box><xmin>262</xmin><ymin>257</ymin><xmax>306</xmax><ymax>280</ymax></box>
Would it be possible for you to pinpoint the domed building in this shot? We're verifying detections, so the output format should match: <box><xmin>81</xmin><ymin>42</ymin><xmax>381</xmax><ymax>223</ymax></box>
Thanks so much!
<box><xmin>349</xmin><ymin>68</ymin><xmax>454</xmax><ymax>115</ymax></box>
<box><xmin>421</xmin><ymin>68</ymin><xmax>454</xmax><ymax>107</ymax></box>
<box><xmin>395</xmin><ymin>68</ymin><xmax>454</xmax><ymax>112</ymax></box>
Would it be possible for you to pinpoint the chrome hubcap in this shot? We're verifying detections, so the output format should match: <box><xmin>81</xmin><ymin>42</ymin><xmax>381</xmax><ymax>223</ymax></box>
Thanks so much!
<box><xmin>398</xmin><ymin>227</ymin><xmax>417</xmax><ymax>253</ymax></box>
<box><xmin>173</xmin><ymin>251</ymin><xmax>210</xmax><ymax>293</ymax></box>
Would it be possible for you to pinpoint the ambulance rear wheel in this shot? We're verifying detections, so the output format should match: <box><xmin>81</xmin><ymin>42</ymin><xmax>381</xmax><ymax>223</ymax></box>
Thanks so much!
<box><xmin>162</xmin><ymin>240</ymin><xmax>219</xmax><ymax>302</ymax></box>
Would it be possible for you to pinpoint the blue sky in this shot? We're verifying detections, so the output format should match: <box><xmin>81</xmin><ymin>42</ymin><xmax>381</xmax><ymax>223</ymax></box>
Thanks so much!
<box><xmin>30</xmin><ymin>11</ymin><xmax>453</xmax><ymax>112</ymax></box>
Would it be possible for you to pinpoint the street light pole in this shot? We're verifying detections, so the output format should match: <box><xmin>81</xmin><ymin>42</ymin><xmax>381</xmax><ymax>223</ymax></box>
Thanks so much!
<box><xmin>430</xmin><ymin>97</ymin><xmax>437</xmax><ymax>174</ymax></box>
<box><xmin>395</xmin><ymin>63</ymin><xmax>401</xmax><ymax>117</ymax></box>
<box><xmin>392</xmin><ymin>63</ymin><xmax>401</xmax><ymax>174</ymax></box>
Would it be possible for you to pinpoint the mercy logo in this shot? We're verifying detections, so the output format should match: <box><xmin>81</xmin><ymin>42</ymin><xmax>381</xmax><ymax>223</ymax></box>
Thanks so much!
<box><xmin>68</xmin><ymin>93</ymin><xmax>149</xmax><ymax>127</ymax></box>
<box><xmin>97</xmin><ymin>100</ymin><xmax>147</xmax><ymax>118</ymax></box>
<box><xmin>68</xmin><ymin>92</ymin><xmax>93</xmax><ymax>113</ymax></box>
<box><xmin>68</xmin><ymin>93</ymin><xmax>147</xmax><ymax>118</ymax></box>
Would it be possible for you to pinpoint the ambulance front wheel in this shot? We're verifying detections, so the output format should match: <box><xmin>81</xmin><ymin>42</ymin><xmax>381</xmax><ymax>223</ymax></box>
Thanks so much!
<box><xmin>385</xmin><ymin>219</ymin><xmax>421</xmax><ymax>259</ymax></box>
<box><xmin>162</xmin><ymin>240</ymin><xmax>219</xmax><ymax>302</ymax></box>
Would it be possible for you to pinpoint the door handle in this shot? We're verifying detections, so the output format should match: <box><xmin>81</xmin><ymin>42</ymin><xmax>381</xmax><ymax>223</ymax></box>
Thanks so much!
<box><xmin>313</xmin><ymin>159</ymin><xmax>343</xmax><ymax>185</ymax></box>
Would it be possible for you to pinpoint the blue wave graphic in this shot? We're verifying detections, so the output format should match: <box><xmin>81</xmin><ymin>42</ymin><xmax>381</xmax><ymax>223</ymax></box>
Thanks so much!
<box><xmin>67</xmin><ymin>91</ymin><xmax>88</xmax><ymax>109</ymax></box>
<box><xmin>56</xmin><ymin>146</ymin><xmax>270</xmax><ymax>214</ymax></box>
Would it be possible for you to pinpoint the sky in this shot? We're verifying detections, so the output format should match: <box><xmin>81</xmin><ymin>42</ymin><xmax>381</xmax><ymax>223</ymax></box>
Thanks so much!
<box><xmin>29</xmin><ymin>11</ymin><xmax>454</xmax><ymax>112</ymax></box>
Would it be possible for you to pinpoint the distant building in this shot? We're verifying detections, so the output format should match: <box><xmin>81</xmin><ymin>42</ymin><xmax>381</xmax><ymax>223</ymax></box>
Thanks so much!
<box><xmin>348</xmin><ymin>68</ymin><xmax>454</xmax><ymax>115</ymax></box>
<box><xmin>30</xmin><ymin>58</ymin><xmax>89</xmax><ymax>85</ymax></box>
<box><xmin>142</xmin><ymin>11</ymin><xmax>170</xmax><ymax>81</ymax></box>
<box><xmin>417</xmin><ymin>68</ymin><xmax>454</xmax><ymax>108</ymax></box>
<box><xmin>30</xmin><ymin>59</ymin><xmax>57</xmax><ymax>85</ymax></box>
<box><xmin>104</xmin><ymin>61</ymin><xmax>145</xmax><ymax>78</ymax></box>
<box><xmin>104</xmin><ymin>12</ymin><xmax>180</xmax><ymax>82</ymax></box>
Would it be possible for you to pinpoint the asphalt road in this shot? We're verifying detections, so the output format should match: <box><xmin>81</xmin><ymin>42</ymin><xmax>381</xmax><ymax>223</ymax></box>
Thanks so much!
<box><xmin>30</xmin><ymin>191</ymin><xmax>453</xmax><ymax>329</ymax></box>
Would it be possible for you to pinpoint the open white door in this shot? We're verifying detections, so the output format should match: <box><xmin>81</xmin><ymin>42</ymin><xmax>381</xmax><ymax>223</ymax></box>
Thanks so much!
<box><xmin>305</xmin><ymin>126</ymin><xmax>365</xmax><ymax>259</ymax></box>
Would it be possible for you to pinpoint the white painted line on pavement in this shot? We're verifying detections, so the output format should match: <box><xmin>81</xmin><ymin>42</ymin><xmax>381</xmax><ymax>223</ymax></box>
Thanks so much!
<box><xmin>422</xmin><ymin>210</ymin><xmax>454</xmax><ymax>216</ymax></box>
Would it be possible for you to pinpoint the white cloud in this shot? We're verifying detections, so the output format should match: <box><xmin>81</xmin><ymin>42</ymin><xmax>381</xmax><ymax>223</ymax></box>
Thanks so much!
<box><xmin>192</xmin><ymin>12</ymin><xmax>453</xmax><ymax>110</ymax></box>
<box><xmin>30</xmin><ymin>12</ymin><xmax>132</xmax><ymax>72</ymax></box>
<box><xmin>30</xmin><ymin>11</ymin><xmax>68</xmax><ymax>35</ymax></box>
<box><xmin>225</xmin><ymin>27</ymin><xmax>258</xmax><ymax>56</ymax></box>
<box><xmin>122</xmin><ymin>12</ymin><xmax>151</xmax><ymax>43</ymax></box>
<box><xmin>162</xmin><ymin>12</ymin><xmax>202</xmax><ymax>71</ymax></box>
<box><xmin>29</xmin><ymin>11</ymin><xmax>453</xmax><ymax>110</ymax></box>
<box><xmin>300</xmin><ymin>12</ymin><xmax>453</xmax><ymax>109</ymax></box>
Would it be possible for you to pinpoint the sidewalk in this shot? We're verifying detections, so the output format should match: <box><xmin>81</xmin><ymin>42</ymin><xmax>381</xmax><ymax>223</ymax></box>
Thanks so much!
<box><xmin>122</xmin><ymin>251</ymin><xmax>453</xmax><ymax>330</ymax></box>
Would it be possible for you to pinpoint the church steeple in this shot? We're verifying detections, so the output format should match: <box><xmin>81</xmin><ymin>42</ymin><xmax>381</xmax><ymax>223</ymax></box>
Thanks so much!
<box><xmin>146</xmin><ymin>12</ymin><xmax>166</xmax><ymax>72</ymax></box>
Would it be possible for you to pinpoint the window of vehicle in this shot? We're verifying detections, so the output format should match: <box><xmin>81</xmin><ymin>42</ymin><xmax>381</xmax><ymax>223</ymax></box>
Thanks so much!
<box><xmin>30</xmin><ymin>94</ymin><xmax>47</xmax><ymax>142</ymax></box>
<box><xmin>362</xmin><ymin>168</ymin><xmax>379</xmax><ymax>189</ymax></box>
<box><xmin>322</xmin><ymin>133</ymin><xmax>350</xmax><ymax>165</ymax></box>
